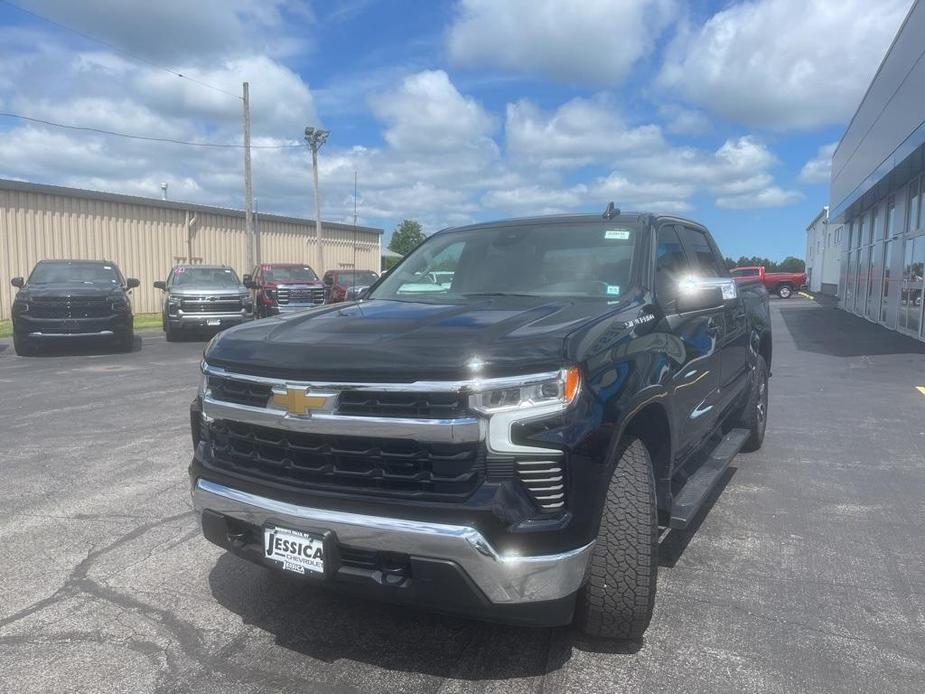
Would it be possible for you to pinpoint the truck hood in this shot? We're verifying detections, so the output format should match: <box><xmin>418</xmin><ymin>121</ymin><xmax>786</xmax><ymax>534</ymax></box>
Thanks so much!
<box><xmin>19</xmin><ymin>283</ymin><xmax>120</xmax><ymax>299</ymax></box>
<box><xmin>205</xmin><ymin>296</ymin><xmax>631</xmax><ymax>382</ymax></box>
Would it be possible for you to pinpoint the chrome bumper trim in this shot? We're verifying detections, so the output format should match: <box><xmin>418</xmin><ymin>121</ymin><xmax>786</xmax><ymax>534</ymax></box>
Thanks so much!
<box><xmin>172</xmin><ymin>313</ymin><xmax>250</xmax><ymax>324</ymax></box>
<box><xmin>29</xmin><ymin>330</ymin><xmax>115</xmax><ymax>337</ymax></box>
<box><xmin>202</xmin><ymin>396</ymin><xmax>483</xmax><ymax>443</ymax></box>
<box><xmin>193</xmin><ymin>478</ymin><xmax>593</xmax><ymax>604</ymax></box>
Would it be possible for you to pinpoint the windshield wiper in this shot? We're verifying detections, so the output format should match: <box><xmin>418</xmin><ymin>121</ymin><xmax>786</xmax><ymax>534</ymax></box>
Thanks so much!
<box><xmin>460</xmin><ymin>292</ymin><xmax>539</xmax><ymax>298</ymax></box>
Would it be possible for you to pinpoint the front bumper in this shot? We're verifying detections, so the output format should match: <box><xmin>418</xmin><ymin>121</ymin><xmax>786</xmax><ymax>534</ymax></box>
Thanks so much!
<box><xmin>169</xmin><ymin>311</ymin><xmax>252</xmax><ymax>329</ymax></box>
<box><xmin>15</xmin><ymin>314</ymin><xmax>130</xmax><ymax>338</ymax></box>
<box><xmin>192</xmin><ymin>477</ymin><xmax>593</xmax><ymax>619</ymax></box>
<box><xmin>270</xmin><ymin>303</ymin><xmax>323</xmax><ymax>315</ymax></box>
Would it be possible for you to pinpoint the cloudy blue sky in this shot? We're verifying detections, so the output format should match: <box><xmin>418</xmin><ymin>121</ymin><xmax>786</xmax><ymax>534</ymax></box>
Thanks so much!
<box><xmin>0</xmin><ymin>0</ymin><xmax>914</xmax><ymax>260</ymax></box>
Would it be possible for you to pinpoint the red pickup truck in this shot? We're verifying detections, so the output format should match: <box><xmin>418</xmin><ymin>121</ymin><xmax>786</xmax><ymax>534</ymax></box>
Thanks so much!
<box><xmin>730</xmin><ymin>266</ymin><xmax>806</xmax><ymax>299</ymax></box>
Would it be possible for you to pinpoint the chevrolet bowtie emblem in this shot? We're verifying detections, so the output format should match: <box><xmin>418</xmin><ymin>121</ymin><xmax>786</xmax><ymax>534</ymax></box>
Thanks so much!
<box><xmin>271</xmin><ymin>387</ymin><xmax>330</xmax><ymax>415</ymax></box>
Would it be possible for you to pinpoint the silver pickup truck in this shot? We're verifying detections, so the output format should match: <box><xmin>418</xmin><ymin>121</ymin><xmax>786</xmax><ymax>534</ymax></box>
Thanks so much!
<box><xmin>154</xmin><ymin>265</ymin><xmax>254</xmax><ymax>341</ymax></box>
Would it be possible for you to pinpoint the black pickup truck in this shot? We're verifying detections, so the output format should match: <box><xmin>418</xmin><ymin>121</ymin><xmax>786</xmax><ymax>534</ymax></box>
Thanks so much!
<box><xmin>190</xmin><ymin>208</ymin><xmax>771</xmax><ymax>639</ymax></box>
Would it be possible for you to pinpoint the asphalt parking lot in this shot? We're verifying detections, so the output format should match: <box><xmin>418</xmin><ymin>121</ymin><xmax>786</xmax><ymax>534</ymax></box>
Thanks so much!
<box><xmin>1</xmin><ymin>298</ymin><xmax>924</xmax><ymax>694</ymax></box>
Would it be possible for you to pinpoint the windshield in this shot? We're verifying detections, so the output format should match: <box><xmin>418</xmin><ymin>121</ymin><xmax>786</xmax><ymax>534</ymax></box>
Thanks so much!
<box><xmin>336</xmin><ymin>271</ymin><xmax>379</xmax><ymax>285</ymax></box>
<box><xmin>370</xmin><ymin>221</ymin><xmax>640</xmax><ymax>303</ymax></box>
<box><xmin>263</xmin><ymin>265</ymin><xmax>318</xmax><ymax>282</ymax></box>
<box><xmin>29</xmin><ymin>262</ymin><xmax>121</xmax><ymax>285</ymax></box>
<box><xmin>171</xmin><ymin>267</ymin><xmax>241</xmax><ymax>288</ymax></box>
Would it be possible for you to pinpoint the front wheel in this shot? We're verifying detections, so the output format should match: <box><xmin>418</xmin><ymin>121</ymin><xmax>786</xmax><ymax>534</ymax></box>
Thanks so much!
<box><xmin>736</xmin><ymin>355</ymin><xmax>769</xmax><ymax>452</ymax></box>
<box><xmin>777</xmin><ymin>284</ymin><xmax>793</xmax><ymax>299</ymax></box>
<box><xmin>574</xmin><ymin>438</ymin><xmax>658</xmax><ymax>640</ymax></box>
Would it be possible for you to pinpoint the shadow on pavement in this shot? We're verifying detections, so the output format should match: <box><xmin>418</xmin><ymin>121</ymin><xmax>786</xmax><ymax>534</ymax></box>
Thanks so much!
<box><xmin>658</xmin><ymin>467</ymin><xmax>736</xmax><ymax>568</ymax></box>
<box><xmin>207</xmin><ymin>552</ymin><xmax>642</xmax><ymax>682</ymax></box>
<box><xmin>779</xmin><ymin>303</ymin><xmax>925</xmax><ymax>357</ymax></box>
<box><xmin>20</xmin><ymin>333</ymin><xmax>144</xmax><ymax>357</ymax></box>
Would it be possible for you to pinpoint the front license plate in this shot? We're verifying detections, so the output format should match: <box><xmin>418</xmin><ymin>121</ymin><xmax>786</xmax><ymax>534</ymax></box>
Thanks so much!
<box><xmin>206</xmin><ymin>319</ymin><xmax>221</xmax><ymax>326</ymax></box>
<box><xmin>264</xmin><ymin>526</ymin><xmax>324</xmax><ymax>575</ymax></box>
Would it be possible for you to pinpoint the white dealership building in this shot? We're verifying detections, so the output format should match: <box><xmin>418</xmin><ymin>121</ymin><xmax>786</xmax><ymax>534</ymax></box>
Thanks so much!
<box><xmin>829</xmin><ymin>0</ymin><xmax>925</xmax><ymax>338</ymax></box>
<box><xmin>804</xmin><ymin>206</ymin><xmax>842</xmax><ymax>296</ymax></box>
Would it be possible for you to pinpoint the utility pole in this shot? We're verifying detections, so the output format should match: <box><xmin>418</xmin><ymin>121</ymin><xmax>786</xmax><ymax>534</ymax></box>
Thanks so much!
<box><xmin>243</xmin><ymin>82</ymin><xmax>255</xmax><ymax>270</ymax></box>
<box><xmin>304</xmin><ymin>126</ymin><xmax>330</xmax><ymax>271</ymax></box>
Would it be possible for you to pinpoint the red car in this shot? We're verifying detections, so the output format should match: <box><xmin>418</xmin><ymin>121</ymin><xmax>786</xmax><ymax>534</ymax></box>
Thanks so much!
<box><xmin>731</xmin><ymin>266</ymin><xmax>806</xmax><ymax>299</ymax></box>
<box><xmin>244</xmin><ymin>263</ymin><xmax>326</xmax><ymax>318</ymax></box>
<box><xmin>322</xmin><ymin>269</ymin><xmax>380</xmax><ymax>303</ymax></box>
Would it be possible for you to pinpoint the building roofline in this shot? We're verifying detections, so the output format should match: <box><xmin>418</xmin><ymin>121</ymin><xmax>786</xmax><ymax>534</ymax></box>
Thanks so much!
<box><xmin>806</xmin><ymin>206</ymin><xmax>829</xmax><ymax>231</ymax></box>
<box><xmin>0</xmin><ymin>177</ymin><xmax>384</xmax><ymax>235</ymax></box>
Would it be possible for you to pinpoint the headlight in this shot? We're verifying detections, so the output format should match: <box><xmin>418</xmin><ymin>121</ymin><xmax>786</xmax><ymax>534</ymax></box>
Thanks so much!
<box><xmin>198</xmin><ymin>370</ymin><xmax>208</xmax><ymax>399</ymax></box>
<box><xmin>470</xmin><ymin>368</ymin><xmax>581</xmax><ymax>414</ymax></box>
<box><xmin>110</xmin><ymin>295</ymin><xmax>129</xmax><ymax>311</ymax></box>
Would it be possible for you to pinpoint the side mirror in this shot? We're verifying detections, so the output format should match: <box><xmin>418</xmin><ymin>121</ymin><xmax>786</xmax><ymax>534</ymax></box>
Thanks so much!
<box><xmin>11</xmin><ymin>277</ymin><xmax>24</xmax><ymax>288</ymax></box>
<box><xmin>358</xmin><ymin>287</ymin><xmax>371</xmax><ymax>300</ymax></box>
<box><xmin>675</xmin><ymin>277</ymin><xmax>735</xmax><ymax>313</ymax></box>
<box><xmin>126</xmin><ymin>278</ymin><xmax>140</xmax><ymax>290</ymax></box>
<box><xmin>153</xmin><ymin>280</ymin><xmax>167</xmax><ymax>291</ymax></box>
<box><xmin>242</xmin><ymin>273</ymin><xmax>253</xmax><ymax>285</ymax></box>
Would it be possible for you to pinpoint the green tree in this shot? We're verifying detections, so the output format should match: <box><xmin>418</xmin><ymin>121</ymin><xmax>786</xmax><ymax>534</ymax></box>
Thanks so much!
<box><xmin>778</xmin><ymin>256</ymin><xmax>805</xmax><ymax>273</ymax></box>
<box><xmin>388</xmin><ymin>219</ymin><xmax>426</xmax><ymax>256</ymax></box>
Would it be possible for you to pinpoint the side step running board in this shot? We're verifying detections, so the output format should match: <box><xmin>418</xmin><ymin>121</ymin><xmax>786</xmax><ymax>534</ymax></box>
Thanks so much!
<box><xmin>669</xmin><ymin>428</ymin><xmax>750</xmax><ymax>529</ymax></box>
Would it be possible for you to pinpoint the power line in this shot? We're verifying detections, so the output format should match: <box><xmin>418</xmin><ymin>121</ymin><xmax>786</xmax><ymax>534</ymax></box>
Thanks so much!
<box><xmin>0</xmin><ymin>112</ymin><xmax>306</xmax><ymax>149</ymax></box>
<box><xmin>0</xmin><ymin>0</ymin><xmax>242</xmax><ymax>100</ymax></box>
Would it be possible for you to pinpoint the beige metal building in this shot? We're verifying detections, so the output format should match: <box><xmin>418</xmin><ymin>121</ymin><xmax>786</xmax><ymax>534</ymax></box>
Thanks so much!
<box><xmin>0</xmin><ymin>178</ymin><xmax>382</xmax><ymax>321</ymax></box>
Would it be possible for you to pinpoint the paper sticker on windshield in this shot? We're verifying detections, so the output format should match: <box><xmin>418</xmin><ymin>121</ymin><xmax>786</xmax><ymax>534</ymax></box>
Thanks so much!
<box><xmin>606</xmin><ymin>285</ymin><xmax>621</xmax><ymax>296</ymax></box>
<box><xmin>103</xmin><ymin>265</ymin><xmax>112</xmax><ymax>270</ymax></box>
<box><xmin>604</xmin><ymin>229</ymin><xmax>631</xmax><ymax>240</ymax></box>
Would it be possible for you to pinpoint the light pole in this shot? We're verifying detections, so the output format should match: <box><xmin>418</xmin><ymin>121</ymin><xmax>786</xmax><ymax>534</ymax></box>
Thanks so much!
<box><xmin>304</xmin><ymin>126</ymin><xmax>330</xmax><ymax>271</ymax></box>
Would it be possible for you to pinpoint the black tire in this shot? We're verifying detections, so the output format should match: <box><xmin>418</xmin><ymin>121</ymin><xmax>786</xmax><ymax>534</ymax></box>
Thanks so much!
<box><xmin>575</xmin><ymin>438</ymin><xmax>658</xmax><ymax>640</ymax></box>
<box><xmin>736</xmin><ymin>355</ymin><xmax>768</xmax><ymax>452</ymax></box>
<box><xmin>13</xmin><ymin>332</ymin><xmax>37</xmax><ymax>356</ymax></box>
<box><xmin>165</xmin><ymin>322</ymin><xmax>178</xmax><ymax>342</ymax></box>
<box><xmin>777</xmin><ymin>284</ymin><xmax>793</xmax><ymax>299</ymax></box>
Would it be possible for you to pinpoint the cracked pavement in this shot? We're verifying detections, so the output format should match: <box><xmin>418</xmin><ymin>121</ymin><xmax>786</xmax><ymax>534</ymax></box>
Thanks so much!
<box><xmin>1</xmin><ymin>299</ymin><xmax>924</xmax><ymax>693</ymax></box>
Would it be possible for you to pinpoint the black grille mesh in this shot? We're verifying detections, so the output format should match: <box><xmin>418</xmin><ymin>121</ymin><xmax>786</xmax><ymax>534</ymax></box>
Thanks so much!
<box><xmin>208</xmin><ymin>419</ymin><xmax>483</xmax><ymax>500</ymax></box>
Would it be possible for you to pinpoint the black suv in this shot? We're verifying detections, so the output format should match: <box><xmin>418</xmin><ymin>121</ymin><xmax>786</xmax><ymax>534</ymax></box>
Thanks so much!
<box><xmin>10</xmin><ymin>259</ymin><xmax>139</xmax><ymax>355</ymax></box>
<box><xmin>190</xmin><ymin>209</ymin><xmax>771</xmax><ymax>639</ymax></box>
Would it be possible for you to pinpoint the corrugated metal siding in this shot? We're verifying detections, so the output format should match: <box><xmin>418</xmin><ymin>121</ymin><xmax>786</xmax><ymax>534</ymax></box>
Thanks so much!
<box><xmin>0</xmin><ymin>188</ymin><xmax>381</xmax><ymax>320</ymax></box>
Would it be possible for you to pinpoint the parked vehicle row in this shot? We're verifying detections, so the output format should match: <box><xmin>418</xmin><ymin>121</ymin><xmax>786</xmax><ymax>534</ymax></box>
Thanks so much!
<box><xmin>8</xmin><ymin>258</ymin><xmax>381</xmax><ymax>355</ymax></box>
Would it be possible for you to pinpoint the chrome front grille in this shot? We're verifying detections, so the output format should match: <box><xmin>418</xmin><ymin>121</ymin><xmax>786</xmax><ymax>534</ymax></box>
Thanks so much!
<box><xmin>207</xmin><ymin>419</ymin><xmax>484</xmax><ymax>500</ymax></box>
<box><xmin>516</xmin><ymin>460</ymin><xmax>565</xmax><ymax>511</ymax></box>
<box><xmin>180</xmin><ymin>297</ymin><xmax>242</xmax><ymax>313</ymax></box>
<box><xmin>277</xmin><ymin>286</ymin><xmax>325</xmax><ymax>305</ymax></box>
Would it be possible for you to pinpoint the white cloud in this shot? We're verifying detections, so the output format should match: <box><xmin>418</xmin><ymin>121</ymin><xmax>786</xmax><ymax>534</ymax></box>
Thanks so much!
<box><xmin>716</xmin><ymin>187</ymin><xmax>804</xmax><ymax>209</ymax></box>
<box><xmin>658</xmin><ymin>0</ymin><xmax>913</xmax><ymax>129</ymax></box>
<box><xmin>658</xmin><ymin>104</ymin><xmax>711</xmax><ymax>136</ymax></box>
<box><xmin>370</xmin><ymin>70</ymin><xmax>496</xmax><ymax>152</ymax></box>
<box><xmin>447</xmin><ymin>0</ymin><xmax>677</xmax><ymax>85</ymax></box>
<box><xmin>798</xmin><ymin>141</ymin><xmax>838</xmax><ymax>184</ymax></box>
<box><xmin>13</xmin><ymin>0</ymin><xmax>310</xmax><ymax>61</ymax></box>
<box><xmin>506</xmin><ymin>96</ymin><xmax>665</xmax><ymax>169</ymax></box>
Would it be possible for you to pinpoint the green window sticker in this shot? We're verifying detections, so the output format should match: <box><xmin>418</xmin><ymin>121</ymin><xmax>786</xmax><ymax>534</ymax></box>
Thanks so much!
<box><xmin>606</xmin><ymin>285</ymin><xmax>621</xmax><ymax>295</ymax></box>
<box><xmin>604</xmin><ymin>229</ymin><xmax>631</xmax><ymax>240</ymax></box>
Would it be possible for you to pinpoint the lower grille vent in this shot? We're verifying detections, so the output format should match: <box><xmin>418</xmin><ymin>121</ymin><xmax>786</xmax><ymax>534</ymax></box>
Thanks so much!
<box><xmin>516</xmin><ymin>460</ymin><xmax>565</xmax><ymax>511</ymax></box>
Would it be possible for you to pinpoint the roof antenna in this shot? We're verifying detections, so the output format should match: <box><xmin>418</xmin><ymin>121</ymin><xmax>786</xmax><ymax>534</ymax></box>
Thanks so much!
<box><xmin>602</xmin><ymin>201</ymin><xmax>620</xmax><ymax>220</ymax></box>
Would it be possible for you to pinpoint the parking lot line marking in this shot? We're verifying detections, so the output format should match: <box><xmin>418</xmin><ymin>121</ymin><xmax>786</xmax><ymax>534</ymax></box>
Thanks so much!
<box><xmin>798</xmin><ymin>291</ymin><xmax>814</xmax><ymax>300</ymax></box>
<box><xmin>916</xmin><ymin>386</ymin><xmax>925</xmax><ymax>396</ymax></box>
